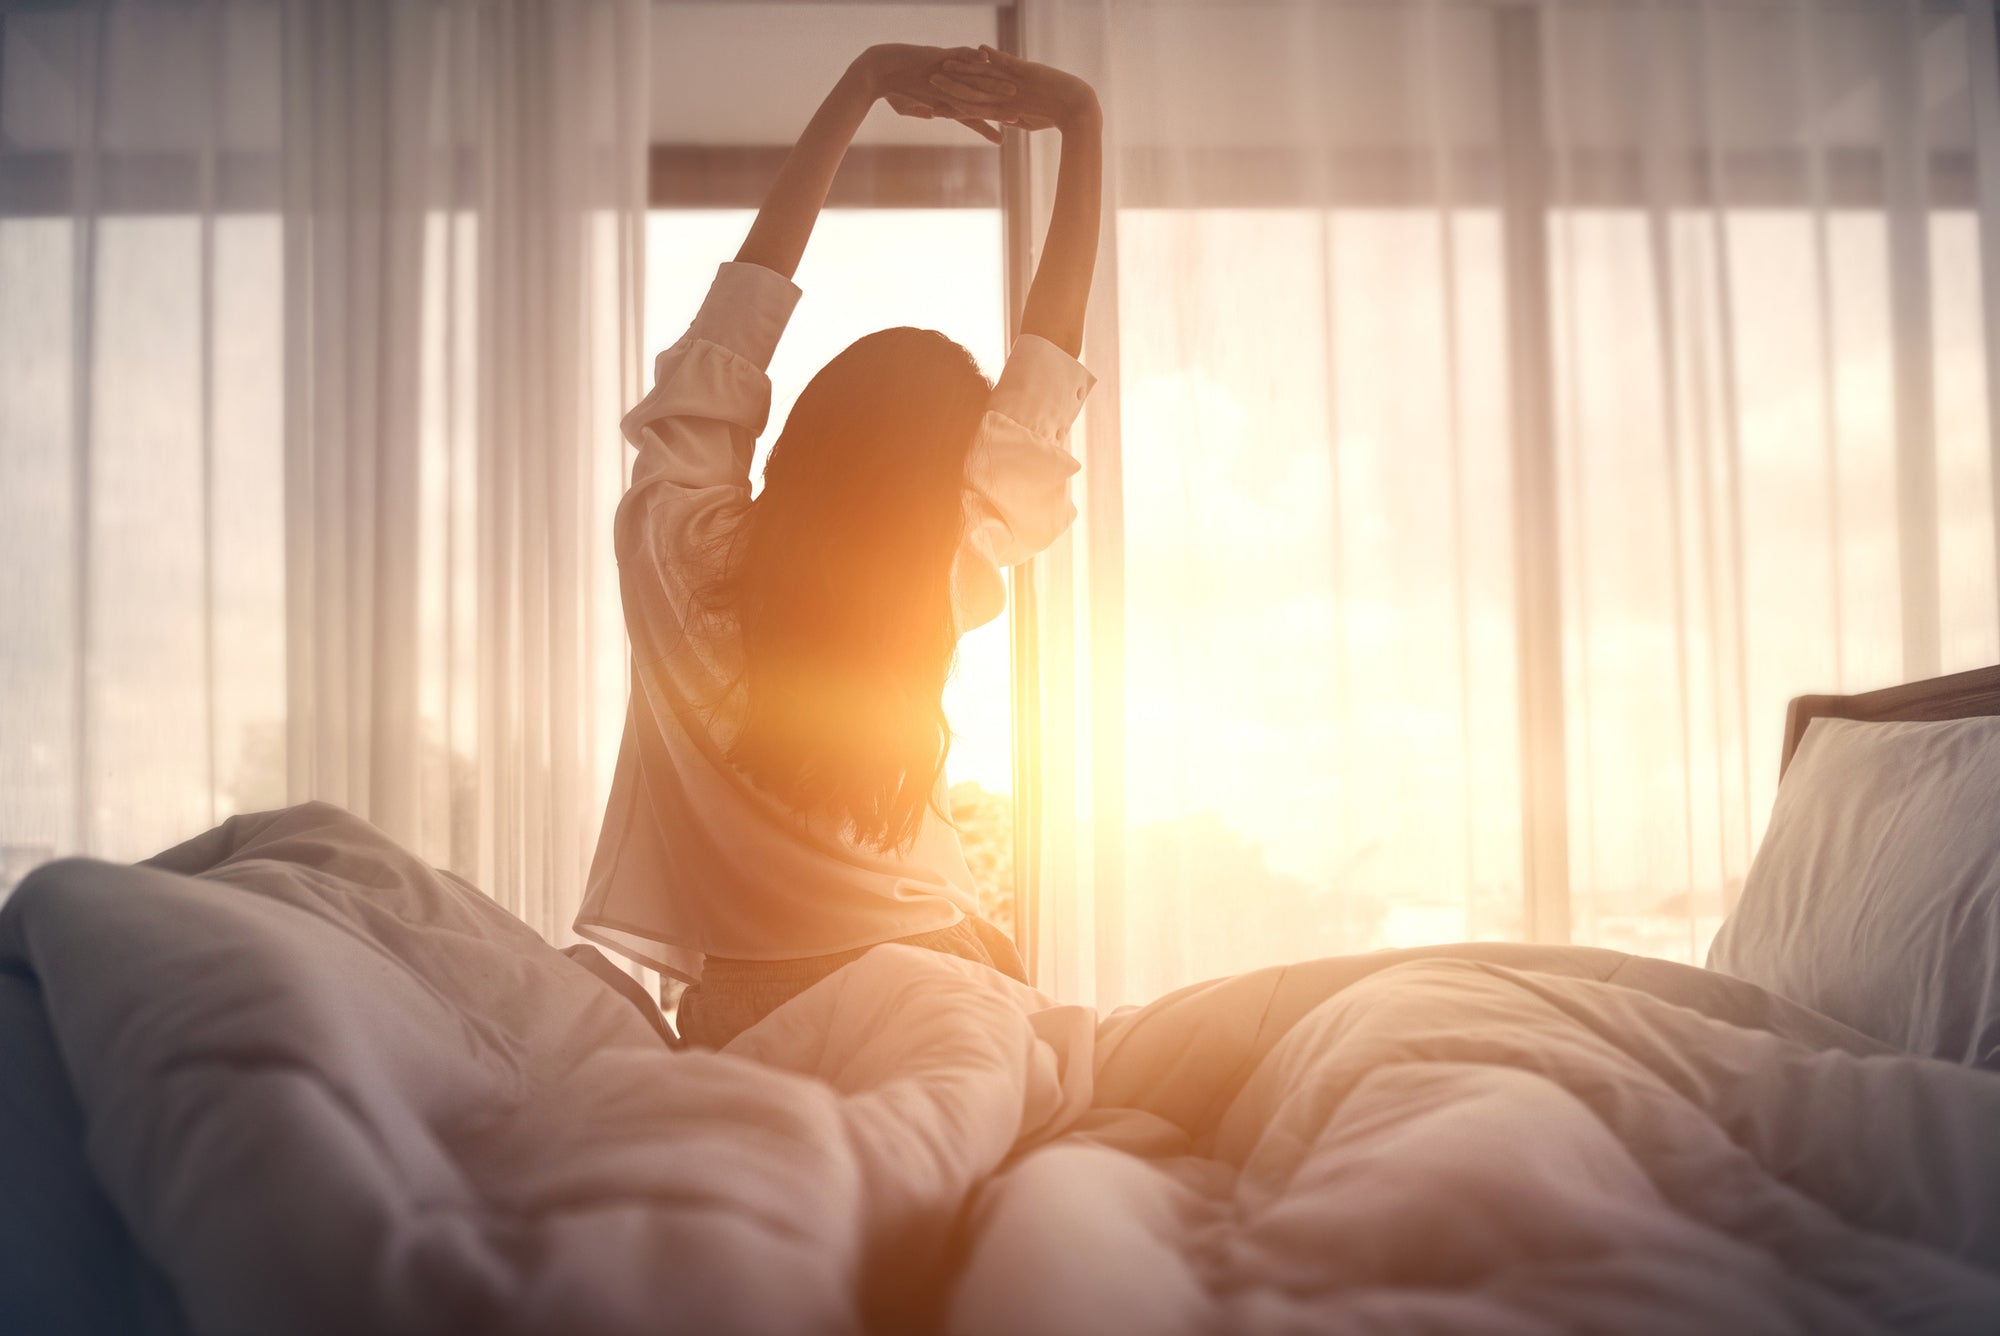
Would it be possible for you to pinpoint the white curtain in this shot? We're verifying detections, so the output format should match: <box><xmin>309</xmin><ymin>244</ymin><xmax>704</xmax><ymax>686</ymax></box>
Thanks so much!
<box><xmin>0</xmin><ymin>0</ymin><xmax>647</xmax><ymax>943</ymax></box>
<box><xmin>1018</xmin><ymin>0</ymin><xmax>2000</xmax><ymax>1008</ymax></box>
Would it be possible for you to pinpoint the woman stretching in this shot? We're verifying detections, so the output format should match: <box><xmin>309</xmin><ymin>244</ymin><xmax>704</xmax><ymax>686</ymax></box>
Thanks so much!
<box><xmin>574</xmin><ymin>44</ymin><xmax>1102</xmax><ymax>1047</ymax></box>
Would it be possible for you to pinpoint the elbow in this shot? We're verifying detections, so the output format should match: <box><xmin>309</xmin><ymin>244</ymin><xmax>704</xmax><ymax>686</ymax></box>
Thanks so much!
<box><xmin>1007</xmin><ymin>497</ymin><xmax>1079</xmax><ymax>564</ymax></box>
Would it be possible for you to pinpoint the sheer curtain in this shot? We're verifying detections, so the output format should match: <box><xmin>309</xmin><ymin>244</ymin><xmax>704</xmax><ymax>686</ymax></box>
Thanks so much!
<box><xmin>1016</xmin><ymin>0</ymin><xmax>2000</xmax><ymax>1008</ymax></box>
<box><xmin>0</xmin><ymin>0</ymin><xmax>647</xmax><ymax>943</ymax></box>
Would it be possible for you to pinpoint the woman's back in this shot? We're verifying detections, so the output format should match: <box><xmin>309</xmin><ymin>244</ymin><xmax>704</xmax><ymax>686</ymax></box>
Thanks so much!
<box><xmin>572</xmin><ymin>260</ymin><xmax>1094</xmax><ymax>989</ymax></box>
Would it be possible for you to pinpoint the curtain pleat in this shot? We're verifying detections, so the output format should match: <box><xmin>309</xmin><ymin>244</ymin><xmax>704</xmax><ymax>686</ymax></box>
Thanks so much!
<box><xmin>1800</xmin><ymin>0</ymin><xmax>1848</xmax><ymax>685</ymax></box>
<box><xmin>1885</xmin><ymin>0</ymin><xmax>1943</xmax><ymax>681</ymax></box>
<box><xmin>1507</xmin><ymin>0</ymin><xmax>1571</xmax><ymax>949</ymax></box>
<box><xmin>65</xmin><ymin>9</ymin><xmax>107</xmax><ymax>856</ymax></box>
<box><xmin>1693</xmin><ymin>0</ymin><xmax>1755</xmax><ymax>920</ymax></box>
<box><xmin>1977</xmin><ymin>2</ymin><xmax>2000</xmax><ymax>626</ymax></box>
<box><xmin>1637</xmin><ymin>0</ymin><xmax>1698</xmax><ymax>961</ymax></box>
<box><xmin>1545</xmin><ymin>0</ymin><xmax>1595</xmax><ymax>948</ymax></box>
<box><xmin>196</xmin><ymin>0</ymin><xmax>223</xmax><ymax>830</ymax></box>
<box><xmin>1420</xmin><ymin>0</ymin><xmax>1481</xmax><ymax>926</ymax></box>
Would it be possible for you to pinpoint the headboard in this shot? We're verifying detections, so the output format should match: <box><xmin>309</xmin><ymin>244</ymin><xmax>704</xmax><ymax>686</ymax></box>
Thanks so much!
<box><xmin>1781</xmin><ymin>662</ymin><xmax>2000</xmax><ymax>779</ymax></box>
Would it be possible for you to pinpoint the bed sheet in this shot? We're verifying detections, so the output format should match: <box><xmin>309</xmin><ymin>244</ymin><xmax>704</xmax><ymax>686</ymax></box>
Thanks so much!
<box><xmin>3</xmin><ymin>802</ymin><xmax>1996</xmax><ymax>1334</ymax></box>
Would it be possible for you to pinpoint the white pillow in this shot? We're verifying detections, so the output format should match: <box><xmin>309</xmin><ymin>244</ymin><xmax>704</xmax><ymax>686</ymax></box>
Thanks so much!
<box><xmin>1707</xmin><ymin>715</ymin><xmax>2000</xmax><ymax>1068</ymax></box>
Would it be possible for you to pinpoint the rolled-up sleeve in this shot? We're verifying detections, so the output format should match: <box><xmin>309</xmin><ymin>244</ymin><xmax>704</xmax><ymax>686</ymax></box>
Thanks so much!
<box><xmin>972</xmin><ymin>333</ymin><xmax>1095</xmax><ymax>562</ymax></box>
<box><xmin>952</xmin><ymin>334</ymin><xmax>1095</xmax><ymax>631</ymax></box>
<box><xmin>615</xmin><ymin>262</ymin><xmax>802</xmax><ymax>658</ymax></box>
<box><xmin>618</xmin><ymin>261</ymin><xmax>802</xmax><ymax>504</ymax></box>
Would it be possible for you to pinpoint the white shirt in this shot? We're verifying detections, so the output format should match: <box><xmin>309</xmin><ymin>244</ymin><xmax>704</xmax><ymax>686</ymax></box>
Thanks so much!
<box><xmin>574</xmin><ymin>261</ymin><xmax>1095</xmax><ymax>982</ymax></box>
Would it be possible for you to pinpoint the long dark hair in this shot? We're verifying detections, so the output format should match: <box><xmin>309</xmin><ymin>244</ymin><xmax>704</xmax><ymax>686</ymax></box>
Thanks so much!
<box><xmin>716</xmin><ymin>327</ymin><xmax>991</xmax><ymax>852</ymax></box>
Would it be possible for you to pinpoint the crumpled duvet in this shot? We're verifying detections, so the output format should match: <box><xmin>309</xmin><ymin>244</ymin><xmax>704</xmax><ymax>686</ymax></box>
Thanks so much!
<box><xmin>5</xmin><ymin>802</ymin><xmax>1999</xmax><ymax>1335</ymax></box>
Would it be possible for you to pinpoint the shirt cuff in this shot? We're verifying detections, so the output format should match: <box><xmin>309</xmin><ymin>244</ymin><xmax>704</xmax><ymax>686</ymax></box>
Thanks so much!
<box><xmin>989</xmin><ymin>333</ymin><xmax>1096</xmax><ymax>438</ymax></box>
<box><xmin>682</xmin><ymin>261</ymin><xmax>803</xmax><ymax>372</ymax></box>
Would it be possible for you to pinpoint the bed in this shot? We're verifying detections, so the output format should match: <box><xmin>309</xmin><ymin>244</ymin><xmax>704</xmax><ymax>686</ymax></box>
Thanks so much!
<box><xmin>4</xmin><ymin>668</ymin><xmax>2000</xmax><ymax>1334</ymax></box>
<box><xmin>1781</xmin><ymin>661</ymin><xmax>2000</xmax><ymax>776</ymax></box>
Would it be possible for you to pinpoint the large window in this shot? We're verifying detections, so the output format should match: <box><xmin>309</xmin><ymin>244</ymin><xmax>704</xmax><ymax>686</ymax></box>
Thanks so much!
<box><xmin>4</xmin><ymin>1</ymin><xmax>1993</xmax><ymax>1003</ymax></box>
<box><xmin>1038</xmin><ymin>0</ymin><xmax>1998</xmax><ymax>1004</ymax></box>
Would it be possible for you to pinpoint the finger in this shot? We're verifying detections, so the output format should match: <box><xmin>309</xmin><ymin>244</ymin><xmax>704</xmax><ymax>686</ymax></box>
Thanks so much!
<box><xmin>883</xmin><ymin>93</ymin><xmax>936</xmax><ymax>119</ymax></box>
<box><xmin>937</xmin><ymin>78</ymin><xmax>1015</xmax><ymax>104</ymax></box>
<box><xmin>896</xmin><ymin>88</ymin><xmax>997</xmax><ymax>140</ymax></box>
<box><xmin>941</xmin><ymin>58</ymin><xmax>1007</xmax><ymax>78</ymax></box>
<box><xmin>938</xmin><ymin>73</ymin><xmax>1016</xmax><ymax>99</ymax></box>
<box><xmin>938</xmin><ymin>65</ymin><xmax>1015</xmax><ymax>94</ymax></box>
<box><xmin>928</xmin><ymin>73</ymin><xmax>1012</xmax><ymax>105</ymax></box>
<box><xmin>924</xmin><ymin>91</ymin><xmax>996</xmax><ymax>122</ymax></box>
<box><xmin>979</xmin><ymin>44</ymin><xmax>1027</xmax><ymax>70</ymax></box>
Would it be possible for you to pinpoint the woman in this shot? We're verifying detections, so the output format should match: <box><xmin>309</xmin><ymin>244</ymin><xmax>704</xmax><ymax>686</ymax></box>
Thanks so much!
<box><xmin>573</xmin><ymin>43</ymin><xmax>1102</xmax><ymax>1047</ymax></box>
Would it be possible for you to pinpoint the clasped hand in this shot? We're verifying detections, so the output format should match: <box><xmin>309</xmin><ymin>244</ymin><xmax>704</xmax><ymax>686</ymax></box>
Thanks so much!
<box><xmin>855</xmin><ymin>44</ymin><xmax>1098</xmax><ymax>145</ymax></box>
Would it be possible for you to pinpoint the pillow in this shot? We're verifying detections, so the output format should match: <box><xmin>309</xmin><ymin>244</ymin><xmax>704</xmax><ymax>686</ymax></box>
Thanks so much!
<box><xmin>1708</xmin><ymin>715</ymin><xmax>2000</xmax><ymax>1067</ymax></box>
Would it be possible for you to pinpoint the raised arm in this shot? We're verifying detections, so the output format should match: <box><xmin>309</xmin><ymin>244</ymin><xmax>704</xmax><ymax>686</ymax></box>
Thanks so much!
<box><xmin>735</xmin><ymin>45</ymin><xmax>1009</xmax><ymax>281</ymax></box>
<box><xmin>931</xmin><ymin>48</ymin><xmax>1102</xmax><ymax>357</ymax></box>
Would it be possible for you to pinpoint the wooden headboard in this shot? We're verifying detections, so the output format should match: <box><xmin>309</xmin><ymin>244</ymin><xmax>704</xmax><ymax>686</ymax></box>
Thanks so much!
<box><xmin>1781</xmin><ymin>662</ymin><xmax>2000</xmax><ymax>778</ymax></box>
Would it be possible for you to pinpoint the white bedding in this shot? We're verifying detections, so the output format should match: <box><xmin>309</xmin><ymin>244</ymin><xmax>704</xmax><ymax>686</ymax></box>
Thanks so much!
<box><xmin>5</xmin><ymin>802</ymin><xmax>1999</xmax><ymax>1334</ymax></box>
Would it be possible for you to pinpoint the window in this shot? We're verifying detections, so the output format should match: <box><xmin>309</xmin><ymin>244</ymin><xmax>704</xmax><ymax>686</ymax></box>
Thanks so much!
<box><xmin>1056</xmin><ymin>0</ymin><xmax>1997</xmax><ymax>997</ymax></box>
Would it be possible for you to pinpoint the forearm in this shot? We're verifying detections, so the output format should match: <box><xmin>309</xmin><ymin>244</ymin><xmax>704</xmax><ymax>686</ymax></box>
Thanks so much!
<box><xmin>1018</xmin><ymin>100</ymin><xmax>1102</xmax><ymax>359</ymax></box>
<box><xmin>734</xmin><ymin>67</ymin><xmax>876</xmax><ymax>280</ymax></box>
